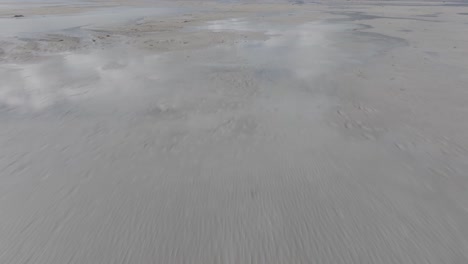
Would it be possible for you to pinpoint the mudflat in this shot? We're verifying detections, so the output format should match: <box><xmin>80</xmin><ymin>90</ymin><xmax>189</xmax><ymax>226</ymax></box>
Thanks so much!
<box><xmin>1</xmin><ymin>0</ymin><xmax>468</xmax><ymax>263</ymax></box>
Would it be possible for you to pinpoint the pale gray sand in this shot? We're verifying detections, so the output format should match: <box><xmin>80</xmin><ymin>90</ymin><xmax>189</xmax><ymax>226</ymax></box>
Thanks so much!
<box><xmin>1</xmin><ymin>1</ymin><xmax>468</xmax><ymax>263</ymax></box>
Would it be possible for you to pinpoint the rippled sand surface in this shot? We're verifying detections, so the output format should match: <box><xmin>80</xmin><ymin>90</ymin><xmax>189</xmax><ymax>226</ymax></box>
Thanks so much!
<box><xmin>1</xmin><ymin>1</ymin><xmax>468</xmax><ymax>263</ymax></box>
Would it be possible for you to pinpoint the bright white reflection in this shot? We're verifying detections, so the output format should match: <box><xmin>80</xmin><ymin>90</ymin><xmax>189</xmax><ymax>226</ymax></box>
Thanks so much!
<box><xmin>0</xmin><ymin>48</ymin><xmax>162</xmax><ymax>112</ymax></box>
<box><xmin>203</xmin><ymin>18</ymin><xmax>348</xmax><ymax>80</ymax></box>
<box><xmin>205</xmin><ymin>18</ymin><xmax>255</xmax><ymax>32</ymax></box>
<box><xmin>241</xmin><ymin>22</ymin><xmax>347</xmax><ymax>80</ymax></box>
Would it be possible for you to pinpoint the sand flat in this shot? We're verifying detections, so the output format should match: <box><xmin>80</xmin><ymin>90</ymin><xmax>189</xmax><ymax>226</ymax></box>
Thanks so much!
<box><xmin>1</xmin><ymin>1</ymin><xmax>468</xmax><ymax>263</ymax></box>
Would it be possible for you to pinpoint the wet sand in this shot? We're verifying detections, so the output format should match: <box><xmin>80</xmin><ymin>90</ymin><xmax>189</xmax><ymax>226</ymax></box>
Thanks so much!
<box><xmin>1</xmin><ymin>1</ymin><xmax>468</xmax><ymax>263</ymax></box>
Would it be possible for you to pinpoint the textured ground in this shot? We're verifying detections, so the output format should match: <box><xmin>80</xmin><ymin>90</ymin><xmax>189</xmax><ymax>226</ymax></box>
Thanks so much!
<box><xmin>1</xmin><ymin>1</ymin><xmax>468</xmax><ymax>263</ymax></box>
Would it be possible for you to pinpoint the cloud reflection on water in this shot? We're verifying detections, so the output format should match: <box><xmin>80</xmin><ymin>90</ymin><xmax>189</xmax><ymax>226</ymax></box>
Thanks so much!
<box><xmin>0</xmin><ymin>19</ymin><xmax>348</xmax><ymax>114</ymax></box>
<box><xmin>0</xmin><ymin>48</ymin><xmax>162</xmax><ymax>112</ymax></box>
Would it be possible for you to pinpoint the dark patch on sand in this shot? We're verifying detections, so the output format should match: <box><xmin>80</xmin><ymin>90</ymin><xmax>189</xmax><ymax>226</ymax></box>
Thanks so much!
<box><xmin>416</xmin><ymin>12</ymin><xmax>442</xmax><ymax>18</ymax></box>
<box><xmin>329</xmin><ymin>11</ymin><xmax>441</xmax><ymax>23</ymax></box>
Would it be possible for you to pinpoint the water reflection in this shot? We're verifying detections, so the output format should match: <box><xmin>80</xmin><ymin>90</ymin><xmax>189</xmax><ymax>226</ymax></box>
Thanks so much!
<box><xmin>243</xmin><ymin>23</ymin><xmax>346</xmax><ymax>80</ymax></box>
<box><xmin>0</xmin><ymin>48</ymin><xmax>162</xmax><ymax>112</ymax></box>
<box><xmin>203</xmin><ymin>20</ymin><xmax>350</xmax><ymax>82</ymax></box>
<box><xmin>0</xmin><ymin>19</ymin><xmax>351</xmax><ymax>115</ymax></box>
<box><xmin>205</xmin><ymin>18</ymin><xmax>255</xmax><ymax>32</ymax></box>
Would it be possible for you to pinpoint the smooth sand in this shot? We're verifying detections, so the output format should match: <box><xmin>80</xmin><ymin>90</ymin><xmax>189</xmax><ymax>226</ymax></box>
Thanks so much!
<box><xmin>1</xmin><ymin>1</ymin><xmax>468</xmax><ymax>263</ymax></box>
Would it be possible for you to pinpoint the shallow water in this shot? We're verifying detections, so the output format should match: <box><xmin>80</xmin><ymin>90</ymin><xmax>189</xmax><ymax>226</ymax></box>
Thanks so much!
<box><xmin>0</xmin><ymin>19</ymin><xmax>349</xmax><ymax>116</ymax></box>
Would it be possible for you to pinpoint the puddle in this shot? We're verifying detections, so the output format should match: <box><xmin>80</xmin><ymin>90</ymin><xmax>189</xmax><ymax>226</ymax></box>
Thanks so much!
<box><xmin>201</xmin><ymin>18</ymin><xmax>290</xmax><ymax>33</ymax></box>
<box><xmin>0</xmin><ymin>48</ymin><xmax>164</xmax><ymax>112</ymax></box>
<box><xmin>0</xmin><ymin>6</ymin><xmax>182</xmax><ymax>37</ymax></box>
<box><xmin>203</xmin><ymin>18</ymin><xmax>353</xmax><ymax>81</ymax></box>
<box><xmin>204</xmin><ymin>18</ymin><xmax>259</xmax><ymax>32</ymax></box>
<box><xmin>0</xmin><ymin>18</ymin><xmax>363</xmax><ymax>117</ymax></box>
<box><xmin>244</xmin><ymin>23</ymin><xmax>349</xmax><ymax>79</ymax></box>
